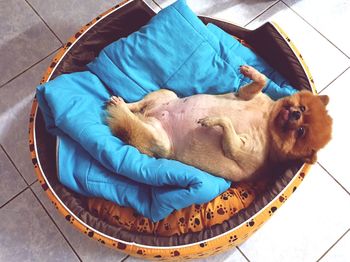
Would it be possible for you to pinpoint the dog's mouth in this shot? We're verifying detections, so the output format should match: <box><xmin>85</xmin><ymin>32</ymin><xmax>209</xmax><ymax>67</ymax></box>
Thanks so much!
<box><xmin>280</xmin><ymin>107</ymin><xmax>290</xmax><ymax>122</ymax></box>
<box><xmin>276</xmin><ymin>106</ymin><xmax>301</xmax><ymax>132</ymax></box>
<box><xmin>277</xmin><ymin>106</ymin><xmax>290</xmax><ymax>128</ymax></box>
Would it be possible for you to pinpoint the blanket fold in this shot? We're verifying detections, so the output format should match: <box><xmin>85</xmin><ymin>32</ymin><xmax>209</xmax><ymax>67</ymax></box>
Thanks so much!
<box><xmin>37</xmin><ymin>0</ymin><xmax>296</xmax><ymax>222</ymax></box>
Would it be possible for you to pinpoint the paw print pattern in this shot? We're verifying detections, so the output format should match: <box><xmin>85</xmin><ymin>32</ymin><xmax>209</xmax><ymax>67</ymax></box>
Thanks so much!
<box><xmin>136</xmin><ymin>249</ymin><xmax>146</xmax><ymax>256</ymax></box>
<box><xmin>268</xmin><ymin>206</ymin><xmax>277</xmax><ymax>216</ymax></box>
<box><xmin>279</xmin><ymin>194</ymin><xmax>287</xmax><ymax>203</ymax></box>
<box><xmin>246</xmin><ymin>219</ymin><xmax>255</xmax><ymax>227</ymax></box>
<box><xmin>199</xmin><ymin>242</ymin><xmax>208</xmax><ymax>248</ymax></box>
<box><xmin>136</xmin><ymin>218</ymin><xmax>149</xmax><ymax>232</ymax></box>
<box><xmin>164</xmin><ymin>223</ymin><xmax>171</xmax><ymax>231</ymax></box>
<box><xmin>216</xmin><ymin>204</ymin><xmax>228</xmax><ymax>215</ymax></box>
<box><xmin>194</xmin><ymin>204</ymin><xmax>202</xmax><ymax>213</ymax></box>
<box><xmin>171</xmin><ymin>250</ymin><xmax>180</xmax><ymax>257</ymax></box>
<box><xmin>220</xmin><ymin>191</ymin><xmax>233</xmax><ymax>200</ymax></box>
<box><xmin>190</xmin><ymin>216</ymin><xmax>201</xmax><ymax>228</ymax></box>
<box><xmin>65</xmin><ymin>214</ymin><xmax>73</xmax><ymax>224</ymax></box>
<box><xmin>84</xmin><ymin>227</ymin><xmax>94</xmax><ymax>238</ymax></box>
<box><xmin>97</xmin><ymin>239</ymin><xmax>105</xmax><ymax>244</ymax></box>
<box><xmin>229</xmin><ymin>207</ymin><xmax>237</xmax><ymax>215</ymax></box>
<box><xmin>229</xmin><ymin>235</ymin><xmax>238</xmax><ymax>243</ymax></box>
<box><xmin>206</xmin><ymin>209</ymin><xmax>214</xmax><ymax>220</ymax></box>
<box><xmin>177</xmin><ymin>217</ymin><xmax>186</xmax><ymax>227</ymax></box>
<box><xmin>239</xmin><ymin>188</ymin><xmax>251</xmax><ymax>200</ymax></box>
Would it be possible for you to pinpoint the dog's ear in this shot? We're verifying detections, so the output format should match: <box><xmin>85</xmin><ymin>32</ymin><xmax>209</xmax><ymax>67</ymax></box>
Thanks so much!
<box><xmin>318</xmin><ymin>95</ymin><xmax>329</xmax><ymax>106</ymax></box>
<box><xmin>303</xmin><ymin>150</ymin><xmax>317</xmax><ymax>164</ymax></box>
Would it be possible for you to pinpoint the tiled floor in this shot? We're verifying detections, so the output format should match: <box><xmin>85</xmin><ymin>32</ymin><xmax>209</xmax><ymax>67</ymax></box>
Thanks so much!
<box><xmin>1</xmin><ymin>0</ymin><xmax>349</xmax><ymax>261</ymax></box>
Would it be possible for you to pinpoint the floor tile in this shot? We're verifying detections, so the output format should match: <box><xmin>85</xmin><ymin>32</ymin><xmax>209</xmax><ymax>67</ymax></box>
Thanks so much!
<box><xmin>0</xmin><ymin>189</ymin><xmax>78</xmax><ymax>262</ymax></box>
<box><xmin>284</xmin><ymin>0</ymin><xmax>350</xmax><ymax>57</ymax></box>
<box><xmin>125</xmin><ymin>247</ymin><xmax>248</xmax><ymax>262</ymax></box>
<box><xmin>27</xmin><ymin>0</ymin><xmax>152</xmax><ymax>43</ymax></box>
<box><xmin>31</xmin><ymin>182</ymin><xmax>128</xmax><ymax>262</ymax></box>
<box><xmin>0</xmin><ymin>0</ymin><xmax>61</xmax><ymax>87</ymax></box>
<box><xmin>0</xmin><ymin>146</ymin><xmax>27</xmax><ymax>207</ymax></box>
<box><xmin>246</xmin><ymin>1</ymin><xmax>350</xmax><ymax>91</ymax></box>
<box><xmin>239</xmin><ymin>163</ymin><xmax>350</xmax><ymax>262</ymax></box>
<box><xmin>143</xmin><ymin>0</ymin><xmax>162</xmax><ymax>13</ymax></box>
<box><xmin>155</xmin><ymin>0</ymin><xmax>278</xmax><ymax>26</ymax></box>
<box><xmin>0</xmin><ymin>54</ymin><xmax>55</xmax><ymax>185</ymax></box>
<box><xmin>317</xmin><ymin>68</ymin><xmax>350</xmax><ymax>192</ymax></box>
<box><xmin>320</xmin><ymin>230</ymin><xmax>350</xmax><ymax>262</ymax></box>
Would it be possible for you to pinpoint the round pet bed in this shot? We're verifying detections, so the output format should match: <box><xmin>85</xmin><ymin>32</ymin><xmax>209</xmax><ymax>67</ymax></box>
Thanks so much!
<box><xmin>29</xmin><ymin>0</ymin><xmax>315</xmax><ymax>260</ymax></box>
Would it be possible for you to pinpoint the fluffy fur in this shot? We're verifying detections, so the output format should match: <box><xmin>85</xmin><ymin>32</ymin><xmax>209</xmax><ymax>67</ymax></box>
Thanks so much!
<box><xmin>106</xmin><ymin>65</ymin><xmax>332</xmax><ymax>182</ymax></box>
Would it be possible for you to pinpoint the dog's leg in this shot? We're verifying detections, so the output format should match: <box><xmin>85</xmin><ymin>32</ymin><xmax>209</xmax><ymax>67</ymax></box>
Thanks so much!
<box><xmin>237</xmin><ymin>65</ymin><xmax>267</xmax><ymax>101</ymax></box>
<box><xmin>107</xmin><ymin>97</ymin><xmax>172</xmax><ymax>158</ymax></box>
<box><xmin>198</xmin><ymin>116</ymin><xmax>248</xmax><ymax>160</ymax></box>
<box><xmin>113</xmin><ymin>89</ymin><xmax>178</xmax><ymax>113</ymax></box>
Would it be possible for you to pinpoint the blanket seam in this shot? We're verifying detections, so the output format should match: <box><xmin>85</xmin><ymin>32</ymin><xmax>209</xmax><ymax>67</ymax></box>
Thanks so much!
<box><xmin>171</xmin><ymin>5</ymin><xmax>219</xmax><ymax>53</ymax></box>
<box><xmin>163</xmin><ymin>40</ymin><xmax>206</xmax><ymax>88</ymax></box>
<box><xmin>100</xmin><ymin>50</ymin><xmax>150</xmax><ymax>95</ymax></box>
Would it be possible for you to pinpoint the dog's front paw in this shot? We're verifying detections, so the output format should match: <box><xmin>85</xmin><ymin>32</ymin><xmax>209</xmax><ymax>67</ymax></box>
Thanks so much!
<box><xmin>108</xmin><ymin>96</ymin><xmax>125</xmax><ymax>106</ymax></box>
<box><xmin>240</xmin><ymin>65</ymin><xmax>265</xmax><ymax>83</ymax></box>
<box><xmin>197</xmin><ymin>117</ymin><xmax>218</xmax><ymax>127</ymax></box>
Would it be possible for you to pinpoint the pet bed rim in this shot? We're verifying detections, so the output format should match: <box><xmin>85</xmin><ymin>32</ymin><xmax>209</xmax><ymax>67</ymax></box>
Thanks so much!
<box><xmin>271</xmin><ymin>22</ymin><xmax>316</xmax><ymax>94</ymax></box>
<box><xmin>28</xmin><ymin>0</ymin><xmax>315</xmax><ymax>253</ymax></box>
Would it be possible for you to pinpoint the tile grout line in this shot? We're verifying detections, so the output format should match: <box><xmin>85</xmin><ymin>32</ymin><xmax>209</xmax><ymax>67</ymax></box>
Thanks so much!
<box><xmin>0</xmin><ymin>180</ymin><xmax>37</xmax><ymax>209</ymax></box>
<box><xmin>151</xmin><ymin>0</ymin><xmax>162</xmax><ymax>9</ymax></box>
<box><xmin>317</xmin><ymin>162</ymin><xmax>350</xmax><ymax>196</ymax></box>
<box><xmin>237</xmin><ymin>246</ymin><xmax>251</xmax><ymax>262</ymax></box>
<box><xmin>0</xmin><ymin>47</ymin><xmax>61</xmax><ymax>89</ymax></box>
<box><xmin>244</xmin><ymin>0</ymin><xmax>281</xmax><ymax>27</ymax></box>
<box><xmin>24</xmin><ymin>0</ymin><xmax>64</xmax><ymax>45</ymax></box>
<box><xmin>0</xmin><ymin>187</ymin><xmax>30</xmax><ymax>209</ymax></box>
<box><xmin>316</xmin><ymin>228</ymin><xmax>350</xmax><ymax>261</ymax></box>
<box><xmin>0</xmin><ymin>143</ymin><xmax>38</xmax><ymax>208</ymax></box>
<box><xmin>281</xmin><ymin>0</ymin><xmax>350</xmax><ymax>60</ymax></box>
<box><xmin>318</xmin><ymin>66</ymin><xmax>350</xmax><ymax>93</ymax></box>
<box><xmin>1</xmin><ymin>144</ymin><xmax>82</xmax><ymax>261</ymax></box>
<box><xmin>29</xmin><ymin>181</ymin><xmax>83</xmax><ymax>262</ymax></box>
<box><xmin>120</xmin><ymin>255</ymin><xmax>130</xmax><ymax>262</ymax></box>
<box><xmin>0</xmin><ymin>144</ymin><xmax>31</xmax><ymax>187</ymax></box>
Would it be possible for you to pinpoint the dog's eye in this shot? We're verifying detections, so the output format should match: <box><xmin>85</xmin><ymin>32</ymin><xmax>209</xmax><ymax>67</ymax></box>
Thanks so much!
<box><xmin>296</xmin><ymin>126</ymin><xmax>305</xmax><ymax>138</ymax></box>
<box><xmin>299</xmin><ymin>105</ymin><xmax>305</xmax><ymax>112</ymax></box>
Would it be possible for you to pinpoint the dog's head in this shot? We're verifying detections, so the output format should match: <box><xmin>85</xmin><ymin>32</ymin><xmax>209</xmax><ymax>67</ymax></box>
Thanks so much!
<box><xmin>269</xmin><ymin>90</ymin><xmax>332</xmax><ymax>164</ymax></box>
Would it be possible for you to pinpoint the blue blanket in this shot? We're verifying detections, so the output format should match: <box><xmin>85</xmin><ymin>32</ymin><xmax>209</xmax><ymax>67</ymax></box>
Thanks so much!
<box><xmin>36</xmin><ymin>0</ymin><xmax>297</xmax><ymax>222</ymax></box>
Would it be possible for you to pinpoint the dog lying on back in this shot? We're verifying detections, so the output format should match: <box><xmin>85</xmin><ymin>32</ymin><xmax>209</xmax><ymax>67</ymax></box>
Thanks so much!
<box><xmin>106</xmin><ymin>65</ymin><xmax>332</xmax><ymax>182</ymax></box>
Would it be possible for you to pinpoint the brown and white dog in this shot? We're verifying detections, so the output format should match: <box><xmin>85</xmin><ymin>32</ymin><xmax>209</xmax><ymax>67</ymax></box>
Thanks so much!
<box><xmin>106</xmin><ymin>65</ymin><xmax>332</xmax><ymax>182</ymax></box>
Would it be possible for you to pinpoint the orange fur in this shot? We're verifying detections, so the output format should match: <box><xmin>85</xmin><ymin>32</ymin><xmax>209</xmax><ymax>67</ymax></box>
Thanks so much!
<box><xmin>269</xmin><ymin>90</ymin><xmax>332</xmax><ymax>164</ymax></box>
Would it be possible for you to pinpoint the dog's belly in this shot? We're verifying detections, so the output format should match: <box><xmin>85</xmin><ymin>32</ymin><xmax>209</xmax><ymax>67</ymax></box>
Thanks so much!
<box><xmin>146</xmin><ymin>94</ymin><xmax>271</xmax><ymax>175</ymax></box>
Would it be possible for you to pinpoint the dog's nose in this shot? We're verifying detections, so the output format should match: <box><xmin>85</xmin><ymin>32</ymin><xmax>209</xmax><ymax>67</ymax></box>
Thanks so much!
<box><xmin>291</xmin><ymin>110</ymin><xmax>301</xmax><ymax>120</ymax></box>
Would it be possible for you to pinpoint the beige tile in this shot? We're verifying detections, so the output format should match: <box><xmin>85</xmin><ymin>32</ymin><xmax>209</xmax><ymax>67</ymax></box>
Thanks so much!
<box><xmin>0</xmin><ymin>55</ymin><xmax>54</xmax><ymax>184</ymax></box>
<box><xmin>239</xmin><ymin>163</ymin><xmax>350</xmax><ymax>262</ymax></box>
<box><xmin>317</xmin><ymin>68</ymin><xmax>350</xmax><ymax>192</ymax></box>
<box><xmin>0</xmin><ymin>189</ymin><xmax>78</xmax><ymax>262</ymax></box>
<box><xmin>284</xmin><ymin>0</ymin><xmax>350</xmax><ymax>57</ymax></box>
<box><xmin>246</xmin><ymin>2</ymin><xmax>350</xmax><ymax>91</ymax></box>
<box><xmin>0</xmin><ymin>147</ymin><xmax>27</xmax><ymax>207</ymax></box>
<box><xmin>31</xmin><ymin>182</ymin><xmax>128</xmax><ymax>262</ymax></box>
<box><xmin>0</xmin><ymin>0</ymin><xmax>61</xmax><ymax>86</ymax></box>
<box><xmin>320</xmin><ymin>230</ymin><xmax>350</xmax><ymax>262</ymax></box>
<box><xmin>27</xmin><ymin>0</ymin><xmax>159</xmax><ymax>43</ymax></box>
<box><xmin>155</xmin><ymin>0</ymin><xmax>278</xmax><ymax>26</ymax></box>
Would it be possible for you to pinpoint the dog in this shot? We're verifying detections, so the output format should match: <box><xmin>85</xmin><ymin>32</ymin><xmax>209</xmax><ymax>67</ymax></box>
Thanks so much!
<box><xmin>106</xmin><ymin>65</ymin><xmax>332</xmax><ymax>182</ymax></box>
